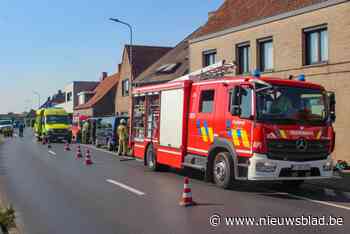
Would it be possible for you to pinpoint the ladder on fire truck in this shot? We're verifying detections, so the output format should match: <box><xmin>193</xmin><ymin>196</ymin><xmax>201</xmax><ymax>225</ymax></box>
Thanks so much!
<box><xmin>171</xmin><ymin>60</ymin><xmax>236</xmax><ymax>82</ymax></box>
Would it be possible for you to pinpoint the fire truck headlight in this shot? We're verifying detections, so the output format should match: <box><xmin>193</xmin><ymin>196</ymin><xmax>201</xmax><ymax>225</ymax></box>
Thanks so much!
<box><xmin>323</xmin><ymin>160</ymin><xmax>333</xmax><ymax>171</ymax></box>
<box><xmin>256</xmin><ymin>161</ymin><xmax>277</xmax><ymax>173</ymax></box>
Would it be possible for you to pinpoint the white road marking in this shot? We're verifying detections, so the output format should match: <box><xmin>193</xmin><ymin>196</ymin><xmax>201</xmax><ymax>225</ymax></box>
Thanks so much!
<box><xmin>272</xmin><ymin>191</ymin><xmax>350</xmax><ymax>211</ymax></box>
<box><xmin>48</xmin><ymin>150</ymin><xmax>57</xmax><ymax>156</ymax></box>
<box><xmin>324</xmin><ymin>188</ymin><xmax>337</xmax><ymax>197</ymax></box>
<box><xmin>106</xmin><ymin>179</ymin><xmax>145</xmax><ymax>196</ymax></box>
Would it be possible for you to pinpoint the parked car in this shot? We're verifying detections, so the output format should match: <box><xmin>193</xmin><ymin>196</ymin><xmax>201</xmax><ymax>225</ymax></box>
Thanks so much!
<box><xmin>94</xmin><ymin>116</ymin><xmax>128</xmax><ymax>151</ymax></box>
<box><xmin>0</xmin><ymin>119</ymin><xmax>14</xmax><ymax>137</ymax></box>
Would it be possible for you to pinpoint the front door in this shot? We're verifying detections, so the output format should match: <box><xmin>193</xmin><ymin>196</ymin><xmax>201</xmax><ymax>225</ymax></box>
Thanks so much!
<box><xmin>187</xmin><ymin>85</ymin><xmax>217</xmax><ymax>155</ymax></box>
<box><xmin>224</xmin><ymin>85</ymin><xmax>254</xmax><ymax>156</ymax></box>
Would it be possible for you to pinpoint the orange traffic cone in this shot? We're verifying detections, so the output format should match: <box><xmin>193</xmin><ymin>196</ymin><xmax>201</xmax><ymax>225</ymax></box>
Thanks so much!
<box><xmin>76</xmin><ymin>145</ymin><xmax>82</xmax><ymax>159</ymax></box>
<box><xmin>179</xmin><ymin>177</ymin><xmax>196</xmax><ymax>207</ymax></box>
<box><xmin>64</xmin><ymin>142</ymin><xmax>70</xmax><ymax>151</ymax></box>
<box><xmin>85</xmin><ymin>149</ymin><xmax>93</xmax><ymax>165</ymax></box>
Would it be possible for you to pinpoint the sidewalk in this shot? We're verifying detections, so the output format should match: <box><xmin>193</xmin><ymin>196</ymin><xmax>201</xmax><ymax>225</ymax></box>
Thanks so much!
<box><xmin>0</xmin><ymin>142</ymin><xmax>20</xmax><ymax>234</ymax></box>
<box><xmin>307</xmin><ymin>170</ymin><xmax>350</xmax><ymax>192</ymax></box>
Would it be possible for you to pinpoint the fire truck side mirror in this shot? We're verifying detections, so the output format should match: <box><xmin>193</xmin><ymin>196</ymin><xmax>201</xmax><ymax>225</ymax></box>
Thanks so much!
<box><xmin>230</xmin><ymin>87</ymin><xmax>242</xmax><ymax>116</ymax></box>
<box><xmin>327</xmin><ymin>91</ymin><xmax>336</xmax><ymax>123</ymax></box>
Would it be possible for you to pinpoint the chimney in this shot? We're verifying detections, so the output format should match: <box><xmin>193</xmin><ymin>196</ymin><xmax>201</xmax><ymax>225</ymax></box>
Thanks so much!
<box><xmin>208</xmin><ymin>11</ymin><xmax>216</xmax><ymax>20</ymax></box>
<box><xmin>101</xmin><ymin>72</ymin><xmax>108</xmax><ymax>81</ymax></box>
<box><xmin>58</xmin><ymin>89</ymin><xmax>62</xmax><ymax>94</ymax></box>
<box><xmin>118</xmin><ymin>63</ymin><xmax>122</xmax><ymax>73</ymax></box>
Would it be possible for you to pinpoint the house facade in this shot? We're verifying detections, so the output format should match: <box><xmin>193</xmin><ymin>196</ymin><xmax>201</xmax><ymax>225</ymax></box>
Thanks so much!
<box><xmin>189</xmin><ymin>0</ymin><xmax>350</xmax><ymax>161</ymax></box>
<box><xmin>56</xmin><ymin>81</ymin><xmax>99</xmax><ymax>113</ymax></box>
<box><xmin>75</xmin><ymin>73</ymin><xmax>120</xmax><ymax>117</ymax></box>
<box><xmin>115</xmin><ymin>45</ymin><xmax>173</xmax><ymax>115</ymax></box>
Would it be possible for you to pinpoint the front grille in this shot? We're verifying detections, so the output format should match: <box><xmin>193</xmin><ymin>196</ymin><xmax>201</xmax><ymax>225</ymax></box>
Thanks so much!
<box><xmin>279</xmin><ymin>168</ymin><xmax>320</xmax><ymax>177</ymax></box>
<box><xmin>267</xmin><ymin>139</ymin><xmax>329</xmax><ymax>162</ymax></box>
<box><xmin>51</xmin><ymin>129</ymin><xmax>68</xmax><ymax>134</ymax></box>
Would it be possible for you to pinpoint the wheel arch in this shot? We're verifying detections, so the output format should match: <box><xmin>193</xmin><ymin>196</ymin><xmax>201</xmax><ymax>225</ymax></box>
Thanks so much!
<box><xmin>144</xmin><ymin>142</ymin><xmax>153</xmax><ymax>166</ymax></box>
<box><xmin>206</xmin><ymin>137</ymin><xmax>237</xmax><ymax>182</ymax></box>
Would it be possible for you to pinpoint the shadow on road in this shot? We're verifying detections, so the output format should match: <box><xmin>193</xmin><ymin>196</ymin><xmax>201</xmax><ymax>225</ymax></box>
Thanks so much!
<box><xmin>162</xmin><ymin>167</ymin><xmax>350</xmax><ymax>204</ymax></box>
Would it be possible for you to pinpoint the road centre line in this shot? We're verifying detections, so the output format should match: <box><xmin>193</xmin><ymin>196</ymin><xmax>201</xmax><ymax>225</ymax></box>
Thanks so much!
<box><xmin>48</xmin><ymin>150</ymin><xmax>57</xmax><ymax>156</ymax></box>
<box><xmin>271</xmin><ymin>191</ymin><xmax>350</xmax><ymax>211</ymax></box>
<box><xmin>106</xmin><ymin>179</ymin><xmax>145</xmax><ymax>196</ymax></box>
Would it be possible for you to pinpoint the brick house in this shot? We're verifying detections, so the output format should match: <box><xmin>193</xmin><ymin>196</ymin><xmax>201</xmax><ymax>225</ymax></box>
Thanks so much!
<box><xmin>115</xmin><ymin>45</ymin><xmax>173</xmax><ymax>115</ymax></box>
<box><xmin>188</xmin><ymin>0</ymin><xmax>350</xmax><ymax>161</ymax></box>
<box><xmin>75</xmin><ymin>73</ymin><xmax>120</xmax><ymax>117</ymax></box>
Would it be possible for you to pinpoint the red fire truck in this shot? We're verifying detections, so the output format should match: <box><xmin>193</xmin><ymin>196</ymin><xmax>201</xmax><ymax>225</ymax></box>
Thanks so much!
<box><xmin>131</xmin><ymin>61</ymin><xmax>336</xmax><ymax>189</ymax></box>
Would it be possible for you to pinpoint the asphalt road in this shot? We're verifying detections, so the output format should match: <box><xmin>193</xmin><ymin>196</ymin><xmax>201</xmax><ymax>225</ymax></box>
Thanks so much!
<box><xmin>0</xmin><ymin>129</ymin><xmax>350</xmax><ymax>234</ymax></box>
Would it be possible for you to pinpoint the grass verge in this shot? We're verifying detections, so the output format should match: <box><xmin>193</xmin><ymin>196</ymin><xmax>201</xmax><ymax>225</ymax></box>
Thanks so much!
<box><xmin>0</xmin><ymin>205</ymin><xmax>16</xmax><ymax>233</ymax></box>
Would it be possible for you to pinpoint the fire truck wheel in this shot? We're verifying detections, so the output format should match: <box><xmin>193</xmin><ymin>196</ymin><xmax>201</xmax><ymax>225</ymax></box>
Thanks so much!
<box><xmin>146</xmin><ymin>144</ymin><xmax>158</xmax><ymax>171</ymax></box>
<box><xmin>282</xmin><ymin>180</ymin><xmax>304</xmax><ymax>188</ymax></box>
<box><xmin>213</xmin><ymin>152</ymin><xmax>234</xmax><ymax>189</ymax></box>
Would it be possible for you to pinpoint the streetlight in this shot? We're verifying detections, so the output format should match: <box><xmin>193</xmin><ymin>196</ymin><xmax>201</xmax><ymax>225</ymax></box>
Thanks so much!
<box><xmin>109</xmin><ymin>18</ymin><xmax>134</xmax><ymax>146</ymax></box>
<box><xmin>33</xmin><ymin>91</ymin><xmax>41</xmax><ymax>109</ymax></box>
<box><xmin>109</xmin><ymin>18</ymin><xmax>133</xmax><ymax>76</ymax></box>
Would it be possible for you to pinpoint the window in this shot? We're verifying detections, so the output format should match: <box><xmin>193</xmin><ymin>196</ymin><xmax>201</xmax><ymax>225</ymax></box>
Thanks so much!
<box><xmin>240</xmin><ymin>88</ymin><xmax>252</xmax><ymax>119</ymax></box>
<box><xmin>304</xmin><ymin>25</ymin><xmax>328</xmax><ymax>65</ymax></box>
<box><xmin>78</xmin><ymin>95</ymin><xmax>85</xmax><ymax>105</ymax></box>
<box><xmin>256</xmin><ymin>85</ymin><xmax>327</xmax><ymax>125</ymax></box>
<box><xmin>199</xmin><ymin>90</ymin><xmax>215</xmax><ymax>113</ymax></box>
<box><xmin>122</xmin><ymin>79</ymin><xmax>130</xmax><ymax>96</ymax></box>
<box><xmin>258</xmin><ymin>38</ymin><xmax>273</xmax><ymax>72</ymax></box>
<box><xmin>155</xmin><ymin>63</ymin><xmax>181</xmax><ymax>74</ymax></box>
<box><xmin>203</xmin><ymin>50</ymin><xmax>217</xmax><ymax>67</ymax></box>
<box><xmin>66</xmin><ymin>92</ymin><xmax>72</xmax><ymax>102</ymax></box>
<box><xmin>236</xmin><ymin>42</ymin><xmax>250</xmax><ymax>74</ymax></box>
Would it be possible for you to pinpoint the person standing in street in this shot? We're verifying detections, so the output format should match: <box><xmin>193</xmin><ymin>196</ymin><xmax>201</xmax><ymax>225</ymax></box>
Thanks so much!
<box><xmin>117</xmin><ymin>119</ymin><xmax>128</xmax><ymax>156</ymax></box>
<box><xmin>81</xmin><ymin>120</ymin><xmax>90</xmax><ymax>144</ymax></box>
<box><xmin>18</xmin><ymin>122</ymin><xmax>24</xmax><ymax>137</ymax></box>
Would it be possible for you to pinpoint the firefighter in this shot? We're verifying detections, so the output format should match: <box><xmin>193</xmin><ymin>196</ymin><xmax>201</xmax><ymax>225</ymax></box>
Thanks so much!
<box><xmin>271</xmin><ymin>93</ymin><xmax>294</xmax><ymax>114</ymax></box>
<box><xmin>81</xmin><ymin>120</ymin><xmax>90</xmax><ymax>144</ymax></box>
<box><xmin>117</xmin><ymin>119</ymin><xmax>128</xmax><ymax>156</ymax></box>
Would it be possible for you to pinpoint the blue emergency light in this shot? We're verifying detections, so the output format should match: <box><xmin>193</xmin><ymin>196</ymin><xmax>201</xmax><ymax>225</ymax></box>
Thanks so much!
<box><xmin>252</xmin><ymin>69</ymin><xmax>261</xmax><ymax>78</ymax></box>
<box><xmin>298</xmin><ymin>74</ymin><xmax>306</xmax><ymax>81</ymax></box>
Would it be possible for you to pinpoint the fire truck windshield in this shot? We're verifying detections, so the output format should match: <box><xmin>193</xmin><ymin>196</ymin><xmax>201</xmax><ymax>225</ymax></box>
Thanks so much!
<box><xmin>256</xmin><ymin>85</ymin><xmax>328</xmax><ymax>125</ymax></box>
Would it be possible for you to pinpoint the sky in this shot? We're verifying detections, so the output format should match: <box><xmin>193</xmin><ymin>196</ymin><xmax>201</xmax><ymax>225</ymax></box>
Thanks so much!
<box><xmin>0</xmin><ymin>0</ymin><xmax>223</xmax><ymax>114</ymax></box>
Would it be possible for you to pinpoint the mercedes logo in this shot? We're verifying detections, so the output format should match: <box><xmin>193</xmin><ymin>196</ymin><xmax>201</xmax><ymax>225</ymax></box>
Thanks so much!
<box><xmin>296</xmin><ymin>138</ymin><xmax>308</xmax><ymax>152</ymax></box>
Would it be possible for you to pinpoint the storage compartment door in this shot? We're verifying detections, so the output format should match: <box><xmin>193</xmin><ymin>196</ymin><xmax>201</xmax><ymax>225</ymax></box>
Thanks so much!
<box><xmin>159</xmin><ymin>89</ymin><xmax>184</xmax><ymax>149</ymax></box>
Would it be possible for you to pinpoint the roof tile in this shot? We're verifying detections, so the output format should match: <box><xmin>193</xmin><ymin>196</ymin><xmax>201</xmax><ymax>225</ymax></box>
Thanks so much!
<box><xmin>195</xmin><ymin>0</ymin><xmax>328</xmax><ymax>38</ymax></box>
<box><xmin>124</xmin><ymin>45</ymin><xmax>173</xmax><ymax>78</ymax></box>
<box><xmin>75</xmin><ymin>73</ymin><xmax>120</xmax><ymax>110</ymax></box>
<box><xmin>134</xmin><ymin>28</ymin><xmax>203</xmax><ymax>85</ymax></box>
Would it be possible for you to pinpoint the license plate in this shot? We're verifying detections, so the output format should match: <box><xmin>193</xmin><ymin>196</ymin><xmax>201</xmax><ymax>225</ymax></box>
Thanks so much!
<box><xmin>292</xmin><ymin>164</ymin><xmax>311</xmax><ymax>171</ymax></box>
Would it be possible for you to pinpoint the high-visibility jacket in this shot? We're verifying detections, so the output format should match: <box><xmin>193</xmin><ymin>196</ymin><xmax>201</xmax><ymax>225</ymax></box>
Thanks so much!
<box><xmin>117</xmin><ymin>124</ymin><xmax>128</xmax><ymax>141</ymax></box>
